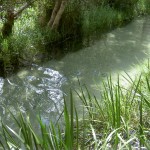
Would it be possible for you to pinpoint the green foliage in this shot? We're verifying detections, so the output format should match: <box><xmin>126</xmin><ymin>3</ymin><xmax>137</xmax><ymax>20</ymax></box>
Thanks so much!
<box><xmin>81</xmin><ymin>0</ymin><xmax>150</xmax><ymax>36</ymax></box>
<box><xmin>0</xmin><ymin>39</ymin><xmax>12</xmax><ymax>72</ymax></box>
<box><xmin>0</xmin><ymin>0</ymin><xmax>150</xmax><ymax>73</ymax></box>
<box><xmin>0</xmin><ymin>0</ymin><xmax>150</xmax><ymax>148</ymax></box>
<box><xmin>82</xmin><ymin>6</ymin><xmax>124</xmax><ymax>36</ymax></box>
<box><xmin>75</xmin><ymin>70</ymin><xmax>150</xmax><ymax>149</ymax></box>
<box><xmin>0</xmin><ymin>92</ymin><xmax>79</xmax><ymax>149</ymax></box>
<box><xmin>136</xmin><ymin>0</ymin><xmax>150</xmax><ymax>15</ymax></box>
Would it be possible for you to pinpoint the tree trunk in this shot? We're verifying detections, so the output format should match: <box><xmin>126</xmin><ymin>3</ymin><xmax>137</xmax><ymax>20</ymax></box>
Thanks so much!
<box><xmin>47</xmin><ymin>0</ymin><xmax>61</xmax><ymax>27</ymax></box>
<box><xmin>1</xmin><ymin>1</ymin><xmax>34</xmax><ymax>38</ymax></box>
<box><xmin>51</xmin><ymin>0</ymin><xmax>67</xmax><ymax>30</ymax></box>
<box><xmin>47</xmin><ymin>0</ymin><xmax>67</xmax><ymax>30</ymax></box>
<box><xmin>2</xmin><ymin>9</ymin><xmax>15</xmax><ymax>38</ymax></box>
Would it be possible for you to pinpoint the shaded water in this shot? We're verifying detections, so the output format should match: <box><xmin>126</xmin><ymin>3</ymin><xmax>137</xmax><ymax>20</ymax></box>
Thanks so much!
<box><xmin>0</xmin><ymin>16</ymin><xmax>150</xmax><ymax>125</ymax></box>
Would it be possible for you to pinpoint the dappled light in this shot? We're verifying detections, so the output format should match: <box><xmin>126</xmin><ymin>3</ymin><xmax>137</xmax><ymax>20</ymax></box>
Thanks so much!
<box><xmin>0</xmin><ymin>16</ymin><xmax>150</xmax><ymax>126</ymax></box>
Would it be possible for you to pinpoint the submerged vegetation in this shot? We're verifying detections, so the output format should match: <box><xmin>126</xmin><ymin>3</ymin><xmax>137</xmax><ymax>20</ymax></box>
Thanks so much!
<box><xmin>0</xmin><ymin>0</ymin><xmax>150</xmax><ymax>76</ymax></box>
<box><xmin>0</xmin><ymin>62</ymin><xmax>150</xmax><ymax>149</ymax></box>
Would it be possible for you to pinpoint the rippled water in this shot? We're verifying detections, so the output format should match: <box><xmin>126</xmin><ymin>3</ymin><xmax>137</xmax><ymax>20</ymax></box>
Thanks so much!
<box><xmin>0</xmin><ymin>16</ymin><xmax>150</xmax><ymax>125</ymax></box>
<box><xmin>0</xmin><ymin>65</ymin><xmax>66</xmax><ymax>125</ymax></box>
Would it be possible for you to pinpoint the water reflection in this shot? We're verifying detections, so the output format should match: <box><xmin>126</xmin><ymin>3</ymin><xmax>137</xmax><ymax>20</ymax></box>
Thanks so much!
<box><xmin>0</xmin><ymin>16</ymin><xmax>150</xmax><ymax>125</ymax></box>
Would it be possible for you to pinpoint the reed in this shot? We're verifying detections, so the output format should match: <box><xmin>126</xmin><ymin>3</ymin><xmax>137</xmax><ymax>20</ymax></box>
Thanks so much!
<box><xmin>1</xmin><ymin>61</ymin><xmax>150</xmax><ymax>149</ymax></box>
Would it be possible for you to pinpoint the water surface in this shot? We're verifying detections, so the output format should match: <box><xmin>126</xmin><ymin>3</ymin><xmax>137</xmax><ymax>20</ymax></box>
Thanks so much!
<box><xmin>0</xmin><ymin>16</ymin><xmax>150</xmax><ymax>125</ymax></box>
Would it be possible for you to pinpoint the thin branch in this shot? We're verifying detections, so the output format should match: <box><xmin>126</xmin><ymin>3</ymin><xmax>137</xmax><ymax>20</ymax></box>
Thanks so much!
<box><xmin>13</xmin><ymin>0</ymin><xmax>35</xmax><ymax>18</ymax></box>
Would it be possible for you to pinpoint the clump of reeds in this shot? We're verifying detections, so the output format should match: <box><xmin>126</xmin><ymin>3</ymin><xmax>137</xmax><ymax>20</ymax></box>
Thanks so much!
<box><xmin>0</xmin><ymin>64</ymin><xmax>150</xmax><ymax>149</ymax></box>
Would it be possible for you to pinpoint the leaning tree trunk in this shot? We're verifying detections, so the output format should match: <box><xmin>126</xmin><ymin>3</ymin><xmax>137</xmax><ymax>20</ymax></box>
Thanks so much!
<box><xmin>47</xmin><ymin>0</ymin><xmax>67</xmax><ymax>30</ymax></box>
<box><xmin>47</xmin><ymin>0</ymin><xmax>61</xmax><ymax>27</ymax></box>
<box><xmin>51</xmin><ymin>0</ymin><xmax>67</xmax><ymax>30</ymax></box>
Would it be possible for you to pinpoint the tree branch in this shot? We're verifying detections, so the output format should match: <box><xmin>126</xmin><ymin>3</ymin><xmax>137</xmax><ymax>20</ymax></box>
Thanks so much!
<box><xmin>13</xmin><ymin>1</ymin><xmax>35</xmax><ymax>18</ymax></box>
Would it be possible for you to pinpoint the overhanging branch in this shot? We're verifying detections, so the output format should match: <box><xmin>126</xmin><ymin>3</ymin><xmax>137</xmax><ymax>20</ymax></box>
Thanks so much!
<box><xmin>14</xmin><ymin>0</ymin><xmax>35</xmax><ymax>18</ymax></box>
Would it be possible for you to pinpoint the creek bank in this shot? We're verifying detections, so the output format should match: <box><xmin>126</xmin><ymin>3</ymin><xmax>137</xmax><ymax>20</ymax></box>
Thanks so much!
<box><xmin>1</xmin><ymin>0</ymin><xmax>150</xmax><ymax>77</ymax></box>
<box><xmin>0</xmin><ymin>15</ymin><xmax>142</xmax><ymax>78</ymax></box>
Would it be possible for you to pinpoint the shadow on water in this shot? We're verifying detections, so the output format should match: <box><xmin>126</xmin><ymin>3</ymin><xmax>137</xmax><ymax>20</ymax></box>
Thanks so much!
<box><xmin>46</xmin><ymin>16</ymin><xmax>150</xmax><ymax>87</ymax></box>
<box><xmin>0</xmin><ymin>16</ymin><xmax>150</xmax><ymax>126</ymax></box>
<box><xmin>44</xmin><ymin>37</ymin><xmax>84</xmax><ymax>61</ymax></box>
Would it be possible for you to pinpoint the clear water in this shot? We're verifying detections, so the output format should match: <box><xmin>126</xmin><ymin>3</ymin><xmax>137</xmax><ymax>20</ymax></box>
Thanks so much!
<box><xmin>0</xmin><ymin>16</ymin><xmax>150</xmax><ymax>125</ymax></box>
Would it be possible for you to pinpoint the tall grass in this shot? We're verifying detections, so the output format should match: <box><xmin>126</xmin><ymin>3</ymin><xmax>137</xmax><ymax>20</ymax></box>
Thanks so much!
<box><xmin>0</xmin><ymin>63</ymin><xmax>150</xmax><ymax>149</ymax></box>
<box><xmin>75</xmin><ymin>71</ymin><xmax>150</xmax><ymax>149</ymax></box>
<box><xmin>0</xmin><ymin>92</ymin><xmax>79</xmax><ymax>150</ymax></box>
<box><xmin>82</xmin><ymin>0</ymin><xmax>150</xmax><ymax>36</ymax></box>
<box><xmin>82</xmin><ymin>6</ymin><xmax>124</xmax><ymax>36</ymax></box>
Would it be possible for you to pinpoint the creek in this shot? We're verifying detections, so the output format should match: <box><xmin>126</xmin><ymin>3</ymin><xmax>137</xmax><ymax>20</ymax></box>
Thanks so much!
<box><xmin>0</xmin><ymin>16</ymin><xmax>150</xmax><ymax>125</ymax></box>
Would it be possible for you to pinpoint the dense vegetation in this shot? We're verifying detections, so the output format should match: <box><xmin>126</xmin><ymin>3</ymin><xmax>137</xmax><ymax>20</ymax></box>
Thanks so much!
<box><xmin>0</xmin><ymin>0</ymin><xmax>150</xmax><ymax>149</ymax></box>
<box><xmin>0</xmin><ymin>0</ymin><xmax>150</xmax><ymax>76</ymax></box>
<box><xmin>0</xmin><ymin>62</ymin><xmax>150</xmax><ymax>149</ymax></box>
